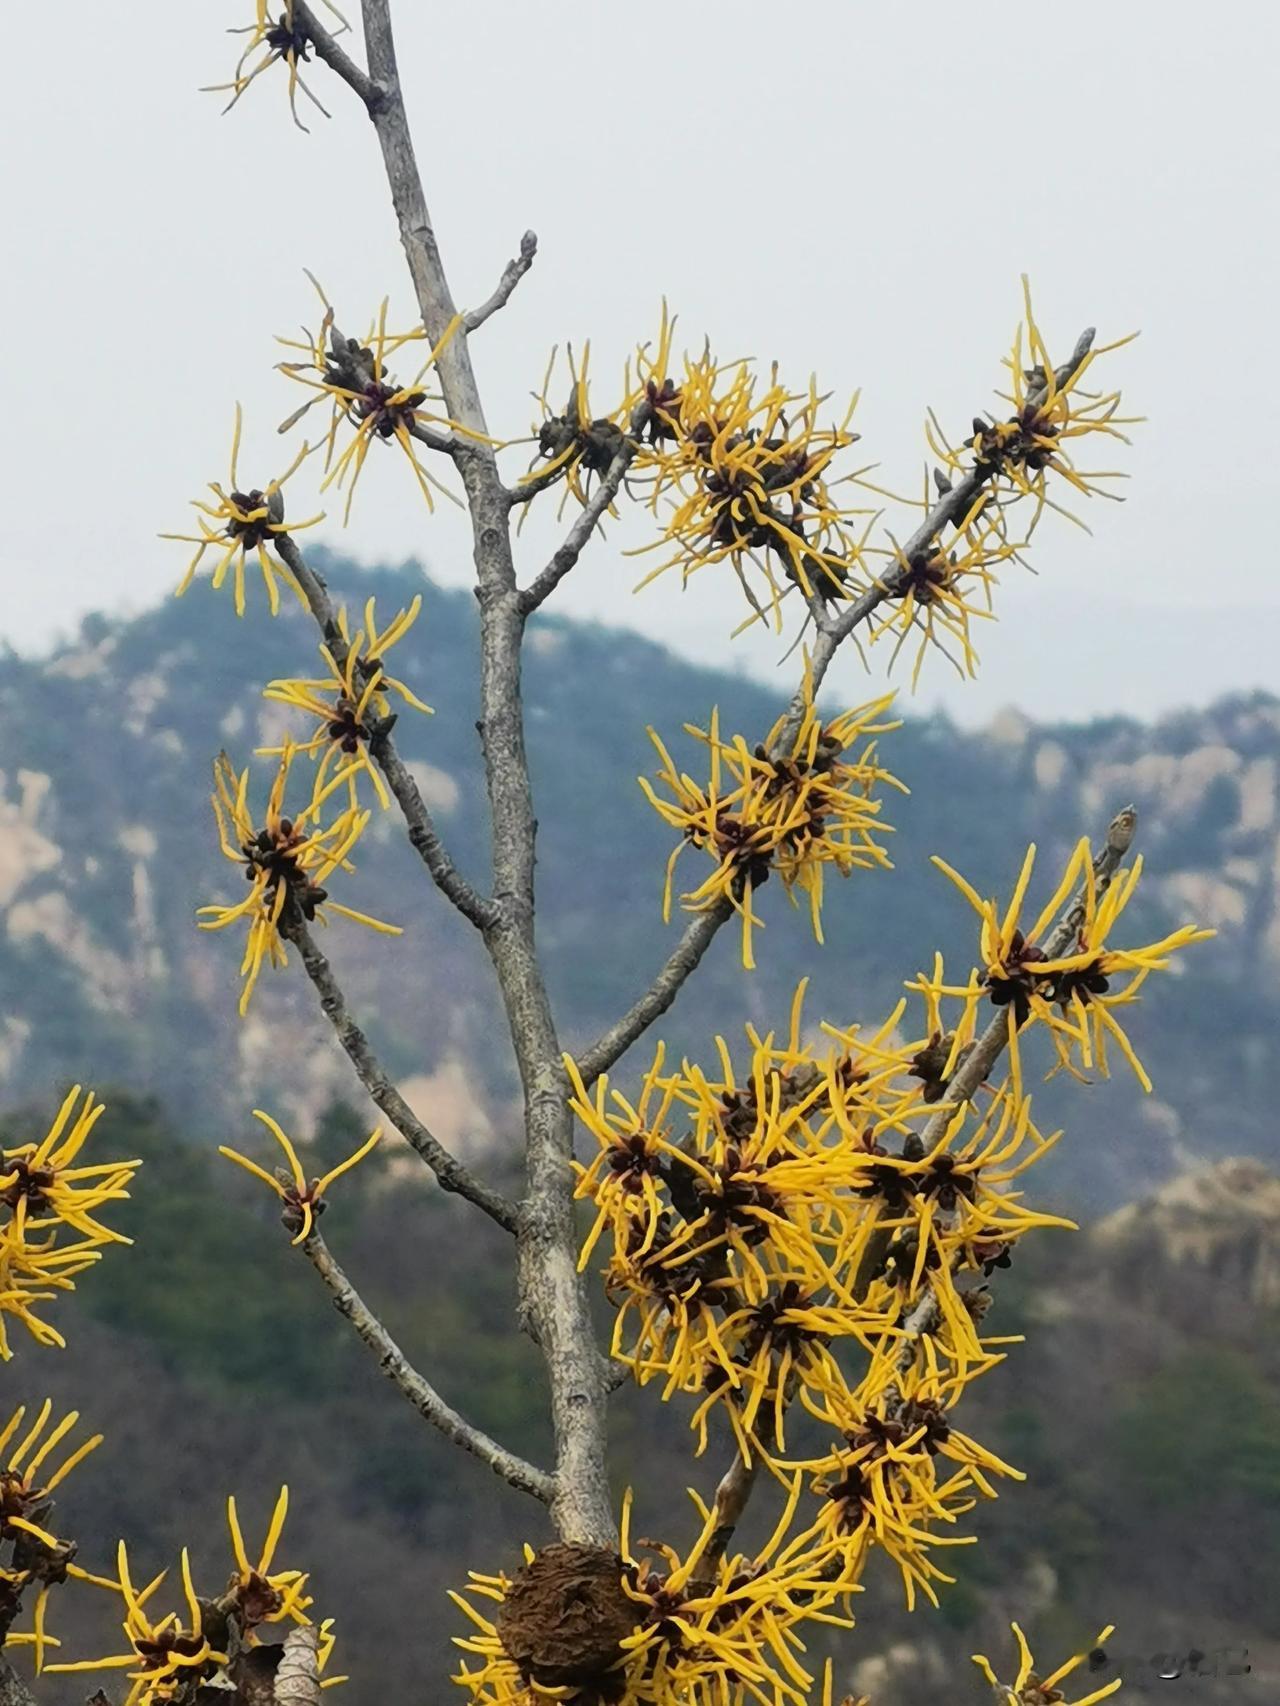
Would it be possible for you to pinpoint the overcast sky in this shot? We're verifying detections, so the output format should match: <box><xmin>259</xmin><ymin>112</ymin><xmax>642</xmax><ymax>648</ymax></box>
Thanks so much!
<box><xmin>2</xmin><ymin>2</ymin><xmax>1276</xmax><ymax>725</ymax></box>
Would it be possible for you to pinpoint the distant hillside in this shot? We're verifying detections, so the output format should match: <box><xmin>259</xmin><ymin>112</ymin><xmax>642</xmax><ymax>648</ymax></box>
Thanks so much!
<box><xmin>1</xmin><ymin>555</ymin><xmax>1277</xmax><ymax>1206</ymax></box>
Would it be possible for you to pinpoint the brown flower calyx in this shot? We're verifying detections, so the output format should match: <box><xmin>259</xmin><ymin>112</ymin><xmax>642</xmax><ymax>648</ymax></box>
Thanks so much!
<box><xmin>986</xmin><ymin>929</ymin><xmax>1049</xmax><ymax>1026</ymax></box>
<box><xmin>225</xmin><ymin>486</ymin><xmax>286</xmax><ymax>551</ymax></box>
<box><xmin>908</xmin><ymin>1031</ymin><xmax>968</xmax><ymax>1104</ymax></box>
<box><xmin>538</xmin><ymin>389</ymin><xmax>629</xmax><ymax>483</ymax></box>
<box><xmin>971</xmin><ymin>404</ymin><xmax>1059</xmax><ymax>474</ymax></box>
<box><xmin>917</xmin><ymin>1153</ymin><xmax>977</xmax><ymax>1214</ymax></box>
<box><xmin>897</xmin><ymin>550</ymin><xmax>953</xmax><ymax>606</ymax></box>
<box><xmin>633</xmin><ymin>377</ymin><xmax>682</xmax><ymax>446</ymax></box>
<box><xmin>0</xmin><ymin>1157</ymin><xmax>56</xmax><ymax>1213</ymax></box>
<box><xmin>242</xmin><ymin>822</ymin><xmax>327</xmax><ymax>924</ymax></box>
<box><xmin>740</xmin><ymin>1281</ymin><xmax>821</xmax><ymax>1362</ymax></box>
<box><xmin>273</xmin><ymin>1168</ymin><xmax>329</xmax><ymax>1238</ymax></box>
<box><xmin>497</xmin><ymin>1543</ymin><xmax>637</xmax><ymax>1689</ymax></box>
<box><xmin>323</xmin><ymin>326</ymin><xmax>426</xmax><ymax>442</ymax></box>
<box><xmin>1048</xmin><ymin>955</ymin><xmax>1111</xmax><ymax>1008</ymax></box>
<box><xmin>845</xmin><ymin>1396</ymin><xmax>951</xmax><ymax>1461</ymax></box>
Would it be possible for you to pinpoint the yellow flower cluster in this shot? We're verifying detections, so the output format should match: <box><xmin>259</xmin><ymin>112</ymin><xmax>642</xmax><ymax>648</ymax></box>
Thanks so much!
<box><xmin>451</xmin><ymin>1490</ymin><xmax>857</xmax><ymax>1706</ymax></box>
<box><xmin>917</xmin><ymin>838</ymin><xmax>1214</xmax><ymax>1092</ymax></box>
<box><xmin>204</xmin><ymin>1</ymin><xmax>350</xmax><ymax>131</ymax></box>
<box><xmin>641</xmin><ymin>681</ymin><xmax>903</xmax><ymax>967</ymax></box>
<box><xmin>628</xmin><ymin>339</ymin><xmax>870</xmax><ymax>629</ymax></box>
<box><xmin>556</xmin><ymin>832</ymin><xmax>1209</xmax><ymax>1636</ymax></box>
<box><xmin>276</xmin><ymin>279</ymin><xmax>465</xmax><ymax>523</ymax></box>
<box><xmin>198</xmin><ymin>747</ymin><xmax>400</xmax><ymax>1015</ymax></box>
<box><xmin>515</xmin><ymin>289</ymin><xmax>1134</xmax><ymax>686</ymax></box>
<box><xmin>566</xmin><ymin>993</ymin><xmax>1053</xmax><ymax>1507</ymax></box>
<box><xmin>51</xmin><ymin>1486</ymin><xmax>345</xmax><ymax>1704</ymax></box>
<box><xmin>263</xmin><ymin>595</ymin><xmax>433</xmax><ymax>809</ymax></box>
<box><xmin>0</xmin><ymin>1401</ymin><xmax>109</xmax><ymax>1668</ymax></box>
<box><xmin>973</xmin><ymin>1623</ymin><xmax>1122</xmax><ymax>1706</ymax></box>
<box><xmin>0</xmin><ymin>1088</ymin><xmax>138</xmax><ymax>1357</ymax></box>
<box><xmin>161</xmin><ymin>404</ymin><xmax>320</xmax><ymax>618</ymax></box>
<box><xmin>220</xmin><ymin>1109</ymin><xmax>382</xmax><ymax>1244</ymax></box>
<box><xmin>864</xmin><ymin>279</ymin><xmax>1138</xmax><ymax>684</ymax></box>
<box><xmin>522</xmin><ymin>343</ymin><xmax>634</xmax><ymax>517</ymax></box>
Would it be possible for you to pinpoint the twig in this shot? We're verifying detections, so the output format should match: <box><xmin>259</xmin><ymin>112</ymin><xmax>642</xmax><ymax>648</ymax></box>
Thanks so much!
<box><xmin>408</xmin><ymin>418</ymin><xmax>459</xmax><ymax>456</ymax></box>
<box><xmin>302</xmin><ymin>1227</ymin><xmax>554</xmax><ymax>1504</ymax></box>
<box><xmin>284</xmin><ymin>916</ymin><xmax>519</xmax><ymax>1234</ymax></box>
<box><xmin>688</xmin><ymin>1455</ymin><xmax>760</xmax><ymax>1589</ymax></box>
<box><xmin>293</xmin><ymin>1</ymin><xmax>381</xmax><ymax>110</ymax></box>
<box><xmin>465</xmin><ymin>232</ymin><xmax>538</xmax><ymax>333</ymax></box>
<box><xmin>852</xmin><ymin>803</ymin><xmax>1138</xmax><ymax>1298</ymax></box>
<box><xmin>274</xmin><ymin>535</ymin><xmax>498</xmax><ymax>933</ymax></box>
<box><xmin>574</xmin><ymin>905</ymin><xmax>731</xmax><ymax>1087</ymax></box>
<box><xmin>779</xmin><ymin>327</ymin><xmax>1098</xmax><ymax>733</ymax></box>
<box><xmin>519</xmin><ymin>444</ymin><xmax>639</xmax><ymax>612</ymax></box>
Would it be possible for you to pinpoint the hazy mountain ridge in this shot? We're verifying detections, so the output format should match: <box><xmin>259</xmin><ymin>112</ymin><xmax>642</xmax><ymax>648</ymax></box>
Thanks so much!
<box><xmin>1</xmin><ymin>556</ymin><xmax>1276</xmax><ymax>1206</ymax></box>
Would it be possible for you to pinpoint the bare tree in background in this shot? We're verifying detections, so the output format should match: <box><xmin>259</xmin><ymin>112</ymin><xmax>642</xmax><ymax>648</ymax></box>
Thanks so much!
<box><xmin>0</xmin><ymin>8</ymin><xmax>1215</xmax><ymax>1706</ymax></box>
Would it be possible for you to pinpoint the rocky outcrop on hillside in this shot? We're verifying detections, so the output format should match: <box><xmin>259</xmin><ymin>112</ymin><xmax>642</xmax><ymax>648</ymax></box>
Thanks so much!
<box><xmin>0</xmin><ymin>559</ymin><xmax>1274</xmax><ymax>1206</ymax></box>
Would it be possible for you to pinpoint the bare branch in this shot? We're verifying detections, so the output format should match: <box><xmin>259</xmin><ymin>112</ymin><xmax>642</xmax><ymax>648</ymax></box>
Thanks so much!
<box><xmin>284</xmin><ymin>916</ymin><xmax>520</xmax><ymax>1234</ymax></box>
<box><xmin>519</xmin><ymin>444</ymin><xmax>637</xmax><ymax>614</ymax></box>
<box><xmin>465</xmin><ymin>232</ymin><xmax>538</xmax><ymax>333</ymax></box>
<box><xmin>302</xmin><ymin>1226</ymin><xmax>555</xmax><ymax>1504</ymax></box>
<box><xmin>408</xmin><ymin>418</ymin><xmax>459</xmax><ymax>457</ymax></box>
<box><xmin>852</xmin><ymin>803</ymin><xmax>1138</xmax><ymax>1298</ymax></box>
<box><xmin>353</xmin><ymin>0</ymin><xmax>619</xmax><ymax>1545</ymax></box>
<box><xmin>274</xmin><ymin>535</ymin><xmax>499</xmax><ymax>932</ymax></box>
<box><xmin>574</xmin><ymin>905</ymin><xmax>731</xmax><ymax>1087</ymax></box>
<box><xmin>293</xmin><ymin>1</ymin><xmax>381</xmax><ymax>110</ymax></box>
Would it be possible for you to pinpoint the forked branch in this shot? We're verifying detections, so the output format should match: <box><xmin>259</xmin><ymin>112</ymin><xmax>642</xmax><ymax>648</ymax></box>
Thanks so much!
<box><xmin>519</xmin><ymin>444</ymin><xmax>638</xmax><ymax>614</ymax></box>
<box><xmin>466</xmin><ymin>232</ymin><xmax>539</xmax><ymax>332</ymax></box>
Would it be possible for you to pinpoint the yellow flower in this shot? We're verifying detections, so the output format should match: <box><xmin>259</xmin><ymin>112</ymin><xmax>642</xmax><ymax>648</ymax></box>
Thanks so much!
<box><xmin>161</xmin><ymin>405</ymin><xmax>321</xmax><ymax>617</ymax></box>
<box><xmin>972</xmin><ymin>1623</ymin><xmax>1122</xmax><ymax>1706</ymax></box>
<box><xmin>262</xmin><ymin>596</ymin><xmax>432</xmax><ymax>809</ymax></box>
<box><xmin>225</xmin><ymin>1484</ymin><xmax>314</xmax><ymax>1629</ymax></box>
<box><xmin>926</xmin><ymin>278</ymin><xmax>1139</xmax><ymax>531</ymax></box>
<box><xmin>641</xmin><ymin>683</ymin><xmax>903</xmax><ymax>967</ymax></box>
<box><xmin>520</xmin><ymin>342</ymin><xmax>633</xmax><ymax>515</ymax></box>
<box><xmin>197</xmin><ymin>748</ymin><xmax>400</xmax><ymax>1015</ymax></box>
<box><xmin>203</xmin><ymin>1</ymin><xmax>350</xmax><ymax>132</ymax></box>
<box><xmin>220</xmin><ymin>1111</ymin><xmax>381</xmax><ymax>1244</ymax></box>
<box><xmin>277</xmin><ymin>281</ymin><xmax>464</xmax><ymax>522</ymax></box>
<box><xmin>0</xmin><ymin>1089</ymin><xmax>139</xmax><ymax>1357</ymax></box>
<box><xmin>0</xmin><ymin>1401</ymin><xmax>107</xmax><ymax>1671</ymax></box>
<box><xmin>862</xmin><ymin>513</ymin><xmax>1013</xmax><ymax>689</ymax></box>
<box><xmin>927</xmin><ymin>840</ymin><xmax>1213</xmax><ymax>1089</ymax></box>
<box><xmin>631</xmin><ymin>347</ymin><xmax>872</xmax><ymax>628</ymax></box>
<box><xmin>0</xmin><ymin>1086</ymin><xmax>138</xmax><ymax>1248</ymax></box>
<box><xmin>49</xmin><ymin>1541</ymin><xmax>227</xmax><ymax>1706</ymax></box>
